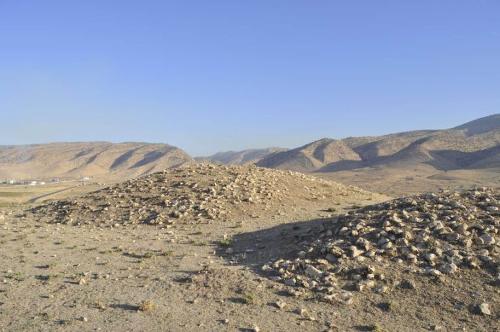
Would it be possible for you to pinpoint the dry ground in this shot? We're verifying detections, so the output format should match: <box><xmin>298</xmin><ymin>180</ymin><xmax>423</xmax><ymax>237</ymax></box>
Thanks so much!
<box><xmin>1</xmin><ymin>199</ymin><xmax>380</xmax><ymax>332</ymax></box>
<box><xmin>0</xmin><ymin>182</ymin><xmax>103</xmax><ymax>208</ymax></box>
<box><xmin>317</xmin><ymin>165</ymin><xmax>500</xmax><ymax>197</ymax></box>
<box><xmin>0</xmin><ymin>169</ymin><xmax>498</xmax><ymax>331</ymax></box>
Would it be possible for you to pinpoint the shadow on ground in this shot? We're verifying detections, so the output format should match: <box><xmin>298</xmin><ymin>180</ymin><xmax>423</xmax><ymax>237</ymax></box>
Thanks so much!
<box><xmin>110</xmin><ymin>303</ymin><xmax>140</xmax><ymax>311</ymax></box>
<box><xmin>217</xmin><ymin>217</ymin><xmax>335</xmax><ymax>276</ymax></box>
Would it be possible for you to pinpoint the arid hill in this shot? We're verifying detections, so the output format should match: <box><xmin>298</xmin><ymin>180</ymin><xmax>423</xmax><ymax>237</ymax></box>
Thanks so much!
<box><xmin>0</xmin><ymin>142</ymin><xmax>192</xmax><ymax>181</ymax></box>
<box><xmin>267</xmin><ymin>187</ymin><xmax>499</xmax><ymax>297</ymax></box>
<box><xmin>196</xmin><ymin>147</ymin><xmax>287</xmax><ymax>165</ymax></box>
<box><xmin>256</xmin><ymin>114</ymin><xmax>500</xmax><ymax>172</ymax></box>
<box><xmin>260</xmin><ymin>187</ymin><xmax>498</xmax><ymax>329</ymax></box>
<box><xmin>29</xmin><ymin>163</ymin><xmax>383</xmax><ymax>226</ymax></box>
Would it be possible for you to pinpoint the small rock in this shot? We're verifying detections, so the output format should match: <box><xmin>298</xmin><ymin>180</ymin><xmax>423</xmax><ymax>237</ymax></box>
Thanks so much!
<box><xmin>250</xmin><ymin>325</ymin><xmax>260</xmax><ymax>332</ymax></box>
<box><xmin>479</xmin><ymin>234</ymin><xmax>495</xmax><ymax>246</ymax></box>
<box><xmin>378</xmin><ymin>302</ymin><xmax>392</xmax><ymax>312</ymax></box>
<box><xmin>374</xmin><ymin>285</ymin><xmax>388</xmax><ymax>294</ymax></box>
<box><xmin>438</xmin><ymin>263</ymin><xmax>458</xmax><ymax>274</ymax></box>
<box><xmin>273</xmin><ymin>300</ymin><xmax>286</xmax><ymax>309</ymax></box>
<box><xmin>476</xmin><ymin>302</ymin><xmax>491</xmax><ymax>316</ymax></box>
<box><xmin>305</xmin><ymin>265</ymin><xmax>323</xmax><ymax>279</ymax></box>
<box><xmin>295</xmin><ymin>307</ymin><xmax>315</xmax><ymax>320</ymax></box>
<box><xmin>348</xmin><ymin>246</ymin><xmax>363</xmax><ymax>258</ymax></box>
<box><xmin>400</xmin><ymin>279</ymin><xmax>416</xmax><ymax>290</ymax></box>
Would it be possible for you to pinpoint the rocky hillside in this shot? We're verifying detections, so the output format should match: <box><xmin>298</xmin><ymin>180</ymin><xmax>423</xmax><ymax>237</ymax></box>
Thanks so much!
<box><xmin>256</xmin><ymin>139</ymin><xmax>362</xmax><ymax>172</ymax></box>
<box><xmin>196</xmin><ymin>147</ymin><xmax>287</xmax><ymax>165</ymax></box>
<box><xmin>257</xmin><ymin>114</ymin><xmax>500</xmax><ymax>172</ymax></box>
<box><xmin>29</xmin><ymin>163</ymin><xmax>382</xmax><ymax>226</ymax></box>
<box><xmin>0</xmin><ymin>142</ymin><xmax>192</xmax><ymax>180</ymax></box>
<box><xmin>454</xmin><ymin>113</ymin><xmax>500</xmax><ymax>136</ymax></box>
<box><xmin>266</xmin><ymin>187</ymin><xmax>499</xmax><ymax>302</ymax></box>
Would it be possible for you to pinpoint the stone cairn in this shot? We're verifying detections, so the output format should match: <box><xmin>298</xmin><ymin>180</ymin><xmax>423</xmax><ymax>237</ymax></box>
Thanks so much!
<box><xmin>264</xmin><ymin>187</ymin><xmax>499</xmax><ymax>304</ymax></box>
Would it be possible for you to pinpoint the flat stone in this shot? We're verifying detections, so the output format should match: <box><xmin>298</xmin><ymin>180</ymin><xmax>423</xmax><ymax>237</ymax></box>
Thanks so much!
<box><xmin>477</xmin><ymin>303</ymin><xmax>491</xmax><ymax>316</ymax></box>
<box><xmin>305</xmin><ymin>265</ymin><xmax>323</xmax><ymax>279</ymax></box>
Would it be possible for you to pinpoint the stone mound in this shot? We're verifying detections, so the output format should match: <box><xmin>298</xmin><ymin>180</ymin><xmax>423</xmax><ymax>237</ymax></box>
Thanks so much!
<box><xmin>264</xmin><ymin>187</ymin><xmax>499</xmax><ymax>304</ymax></box>
<box><xmin>29</xmin><ymin>163</ymin><xmax>372</xmax><ymax>226</ymax></box>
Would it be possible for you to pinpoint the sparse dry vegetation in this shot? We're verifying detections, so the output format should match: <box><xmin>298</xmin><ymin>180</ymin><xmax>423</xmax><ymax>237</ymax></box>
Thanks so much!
<box><xmin>138</xmin><ymin>300</ymin><xmax>156</xmax><ymax>312</ymax></box>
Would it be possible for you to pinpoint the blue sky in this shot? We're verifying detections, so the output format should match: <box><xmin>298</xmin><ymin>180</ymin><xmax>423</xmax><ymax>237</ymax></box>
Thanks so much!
<box><xmin>1</xmin><ymin>1</ymin><xmax>499</xmax><ymax>155</ymax></box>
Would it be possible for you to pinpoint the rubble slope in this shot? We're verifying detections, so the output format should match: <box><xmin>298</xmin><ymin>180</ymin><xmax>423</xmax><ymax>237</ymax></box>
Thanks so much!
<box><xmin>29</xmin><ymin>164</ymin><xmax>380</xmax><ymax>226</ymax></box>
<box><xmin>265</xmin><ymin>187</ymin><xmax>499</xmax><ymax>304</ymax></box>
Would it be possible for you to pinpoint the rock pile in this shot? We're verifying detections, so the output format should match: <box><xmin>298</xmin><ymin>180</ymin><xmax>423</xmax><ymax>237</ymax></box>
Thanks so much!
<box><xmin>29</xmin><ymin>163</ymin><xmax>371</xmax><ymax>226</ymax></box>
<box><xmin>264</xmin><ymin>188</ymin><xmax>499</xmax><ymax>303</ymax></box>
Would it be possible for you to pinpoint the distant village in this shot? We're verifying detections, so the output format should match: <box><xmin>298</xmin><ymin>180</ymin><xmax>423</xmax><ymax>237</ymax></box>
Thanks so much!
<box><xmin>0</xmin><ymin>177</ymin><xmax>91</xmax><ymax>186</ymax></box>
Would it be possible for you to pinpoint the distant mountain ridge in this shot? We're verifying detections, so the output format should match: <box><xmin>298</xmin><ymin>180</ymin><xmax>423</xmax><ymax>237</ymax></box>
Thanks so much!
<box><xmin>2</xmin><ymin>114</ymin><xmax>498</xmax><ymax>181</ymax></box>
<box><xmin>255</xmin><ymin>114</ymin><xmax>500</xmax><ymax>172</ymax></box>
<box><xmin>453</xmin><ymin>114</ymin><xmax>500</xmax><ymax>136</ymax></box>
<box><xmin>196</xmin><ymin>147</ymin><xmax>287</xmax><ymax>165</ymax></box>
<box><xmin>0</xmin><ymin>142</ymin><xmax>192</xmax><ymax>180</ymax></box>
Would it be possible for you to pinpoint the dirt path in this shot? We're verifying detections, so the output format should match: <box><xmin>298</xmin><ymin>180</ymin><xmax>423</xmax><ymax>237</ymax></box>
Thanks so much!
<box><xmin>26</xmin><ymin>185</ymin><xmax>80</xmax><ymax>204</ymax></box>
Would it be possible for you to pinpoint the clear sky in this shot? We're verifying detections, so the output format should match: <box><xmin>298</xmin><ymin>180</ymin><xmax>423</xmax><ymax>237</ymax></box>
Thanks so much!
<box><xmin>1</xmin><ymin>1</ymin><xmax>499</xmax><ymax>156</ymax></box>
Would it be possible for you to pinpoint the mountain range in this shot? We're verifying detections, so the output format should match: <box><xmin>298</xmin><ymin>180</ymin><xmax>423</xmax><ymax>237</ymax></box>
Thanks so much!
<box><xmin>195</xmin><ymin>147</ymin><xmax>287</xmax><ymax>165</ymax></box>
<box><xmin>0</xmin><ymin>142</ymin><xmax>192</xmax><ymax>181</ymax></box>
<box><xmin>255</xmin><ymin>114</ymin><xmax>499</xmax><ymax>172</ymax></box>
<box><xmin>0</xmin><ymin>114</ymin><xmax>498</xmax><ymax>181</ymax></box>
